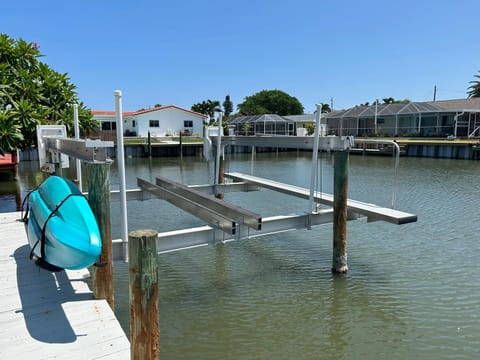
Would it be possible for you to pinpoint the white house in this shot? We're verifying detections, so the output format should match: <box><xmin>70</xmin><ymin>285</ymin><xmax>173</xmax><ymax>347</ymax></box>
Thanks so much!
<box><xmin>92</xmin><ymin>105</ymin><xmax>207</xmax><ymax>138</ymax></box>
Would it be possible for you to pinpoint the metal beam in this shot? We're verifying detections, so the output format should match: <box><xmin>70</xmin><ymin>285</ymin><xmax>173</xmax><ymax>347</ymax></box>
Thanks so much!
<box><xmin>93</xmin><ymin>182</ymin><xmax>261</xmax><ymax>203</ymax></box>
<box><xmin>138</xmin><ymin>178</ymin><xmax>238</xmax><ymax>235</ymax></box>
<box><xmin>111</xmin><ymin>209</ymin><xmax>353</xmax><ymax>258</ymax></box>
<box><xmin>217</xmin><ymin>135</ymin><xmax>352</xmax><ymax>151</ymax></box>
<box><xmin>155</xmin><ymin>176</ymin><xmax>262</xmax><ymax>230</ymax></box>
<box><xmin>44</xmin><ymin>137</ymin><xmax>113</xmax><ymax>162</ymax></box>
<box><xmin>224</xmin><ymin>172</ymin><xmax>417</xmax><ymax>225</ymax></box>
<box><xmin>189</xmin><ymin>182</ymin><xmax>261</xmax><ymax>194</ymax></box>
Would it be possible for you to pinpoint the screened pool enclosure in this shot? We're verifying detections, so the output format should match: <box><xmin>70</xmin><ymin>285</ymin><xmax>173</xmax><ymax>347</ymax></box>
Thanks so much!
<box><xmin>324</xmin><ymin>100</ymin><xmax>480</xmax><ymax>138</ymax></box>
<box><xmin>226</xmin><ymin>99</ymin><xmax>480</xmax><ymax>138</ymax></box>
<box><xmin>228</xmin><ymin>114</ymin><xmax>296</xmax><ymax>136</ymax></box>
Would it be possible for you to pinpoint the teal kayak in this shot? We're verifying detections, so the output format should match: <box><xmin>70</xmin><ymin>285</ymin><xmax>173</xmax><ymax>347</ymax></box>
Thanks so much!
<box><xmin>24</xmin><ymin>176</ymin><xmax>102</xmax><ymax>270</ymax></box>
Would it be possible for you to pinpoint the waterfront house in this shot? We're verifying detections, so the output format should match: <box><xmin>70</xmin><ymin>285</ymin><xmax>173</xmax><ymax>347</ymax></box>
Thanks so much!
<box><xmin>323</xmin><ymin>98</ymin><xmax>480</xmax><ymax>138</ymax></box>
<box><xmin>92</xmin><ymin>105</ymin><xmax>207</xmax><ymax>141</ymax></box>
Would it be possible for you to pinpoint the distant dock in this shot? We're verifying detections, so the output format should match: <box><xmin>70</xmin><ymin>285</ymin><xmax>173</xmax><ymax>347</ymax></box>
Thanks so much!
<box><xmin>0</xmin><ymin>211</ymin><xmax>129</xmax><ymax>359</ymax></box>
<box><xmin>0</xmin><ymin>152</ymin><xmax>19</xmax><ymax>173</ymax></box>
<box><xmin>350</xmin><ymin>137</ymin><xmax>480</xmax><ymax>160</ymax></box>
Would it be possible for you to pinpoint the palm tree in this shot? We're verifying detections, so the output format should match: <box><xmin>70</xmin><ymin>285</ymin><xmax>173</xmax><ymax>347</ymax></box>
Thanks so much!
<box><xmin>206</xmin><ymin>100</ymin><xmax>221</xmax><ymax>123</ymax></box>
<box><xmin>321</xmin><ymin>103</ymin><xmax>331</xmax><ymax>113</ymax></box>
<box><xmin>191</xmin><ymin>99</ymin><xmax>221</xmax><ymax>124</ymax></box>
<box><xmin>467</xmin><ymin>71</ymin><xmax>480</xmax><ymax>98</ymax></box>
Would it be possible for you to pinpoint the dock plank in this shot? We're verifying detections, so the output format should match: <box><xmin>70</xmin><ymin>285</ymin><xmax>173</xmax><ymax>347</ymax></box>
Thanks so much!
<box><xmin>0</xmin><ymin>212</ymin><xmax>130</xmax><ymax>359</ymax></box>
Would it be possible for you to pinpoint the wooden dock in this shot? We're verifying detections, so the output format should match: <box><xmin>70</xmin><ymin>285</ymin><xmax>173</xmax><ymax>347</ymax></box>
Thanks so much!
<box><xmin>0</xmin><ymin>211</ymin><xmax>130</xmax><ymax>359</ymax></box>
<box><xmin>0</xmin><ymin>152</ymin><xmax>18</xmax><ymax>172</ymax></box>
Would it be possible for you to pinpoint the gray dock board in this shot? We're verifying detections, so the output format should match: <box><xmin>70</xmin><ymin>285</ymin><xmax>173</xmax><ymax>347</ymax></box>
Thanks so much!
<box><xmin>0</xmin><ymin>212</ymin><xmax>130</xmax><ymax>359</ymax></box>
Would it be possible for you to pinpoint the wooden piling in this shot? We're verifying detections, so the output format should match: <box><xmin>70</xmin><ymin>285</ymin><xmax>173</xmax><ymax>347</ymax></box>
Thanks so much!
<box><xmin>179</xmin><ymin>131</ymin><xmax>183</xmax><ymax>160</ymax></box>
<box><xmin>128</xmin><ymin>229</ymin><xmax>160</xmax><ymax>360</ymax></box>
<box><xmin>86</xmin><ymin>161</ymin><xmax>114</xmax><ymax>309</ymax></box>
<box><xmin>215</xmin><ymin>147</ymin><xmax>225</xmax><ymax>200</ymax></box>
<box><xmin>332</xmin><ymin>150</ymin><xmax>349</xmax><ymax>274</ymax></box>
<box><xmin>147</xmin><ymin>131</ymin><xmax>152</xmax><ymax>158</ymax></box>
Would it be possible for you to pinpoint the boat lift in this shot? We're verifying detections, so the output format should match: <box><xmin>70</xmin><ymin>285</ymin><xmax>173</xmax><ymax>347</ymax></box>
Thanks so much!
<box><xmin>112</xmin><ymin>107</ymin><xmax>417</xmax><ymax>273</ymax></box>
<box><xmin>37</xmin><ymin>97</ymin><xmax>417</xmax><ymax>275</ymax></box>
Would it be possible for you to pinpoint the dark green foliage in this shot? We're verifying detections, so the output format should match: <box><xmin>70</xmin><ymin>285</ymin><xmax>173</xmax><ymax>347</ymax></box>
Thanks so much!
<box><xmin>467</xmin><ymin>71</ymin><xmax>480</xmax><ymax>98</ymax></box>
<box><xmin>222</xmin><ymin>95</ymin><xmax>233</xmax><ymax>118</ymax></box>
<box><xmin>321</xmin><ymin>103</ymin><xmax>331</xmax><ymax>113</ymax></box>
<box><xmin>357</xmin><ymin>98</ymin><xmax>411</xmax><ymax>107</ymax></box>
<box><xmin>304</xmin><ymin>123</ymin><xmax>315</xmax><ymax>135</ymax></box>
<box><xmin>191</xmin><ymin>99</ymin><xmax>221</xmax><ymax>124</ymax></box>
<box><xmin>237</xmin><ymin>89</ymin><xmax>304</xmax><ymax>116</ymax></box>
<box><xmin>0</xmin><ymin>33</ymin><xmax>96</xmax><ymax>150</ymax></box>
<box><xmin>382</xmin><ymin>97</ymin><xmax>410</xmax><ymax>104</ymax></box>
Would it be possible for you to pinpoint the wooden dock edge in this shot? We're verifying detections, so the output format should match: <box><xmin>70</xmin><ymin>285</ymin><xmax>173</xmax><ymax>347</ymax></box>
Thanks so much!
<box><xmin>0</xmin><ymin>211</ymin><xmax>130</xmax><ymax>359</ymax></box>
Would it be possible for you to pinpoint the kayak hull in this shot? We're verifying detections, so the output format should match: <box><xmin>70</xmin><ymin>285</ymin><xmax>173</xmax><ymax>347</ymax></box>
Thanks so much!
<box><xmin>25</xmin><ymin>176</ymin><xmax>102</xmax><ymax>270</ymax></box>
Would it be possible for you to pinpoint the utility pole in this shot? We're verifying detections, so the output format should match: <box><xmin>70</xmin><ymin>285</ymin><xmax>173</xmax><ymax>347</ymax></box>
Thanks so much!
<box><xmin>433</xmin><ymin>85</ymin><xmax>437</xmax><ymax>102</ymax></box>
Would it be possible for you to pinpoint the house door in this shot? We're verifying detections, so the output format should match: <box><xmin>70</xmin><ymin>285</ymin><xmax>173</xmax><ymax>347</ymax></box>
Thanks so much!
<box><xmin>288</xmin><ymin>123</ymin><xmax>294</xmax><ymax>135</ymax></box>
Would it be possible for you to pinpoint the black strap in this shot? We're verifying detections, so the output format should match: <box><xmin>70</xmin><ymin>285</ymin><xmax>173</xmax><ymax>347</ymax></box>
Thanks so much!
<box><xmin>21</xmin><ymin>184</ymin><xmax>39</xmax><ymax>223</ymax></box>
<box><xmin>29</xmin><ymin>193</ymin><xmax>86</xmax><ymax>270</ymax></box>
<box><xmin>42</xmin><ymin>193</ymin><xmax>85</xmax><ymax>258</ymax></box>
<box><xmin>21</xmin><ymin>177</ymin><xmax>49</xmax><ymax>223</ymax></box>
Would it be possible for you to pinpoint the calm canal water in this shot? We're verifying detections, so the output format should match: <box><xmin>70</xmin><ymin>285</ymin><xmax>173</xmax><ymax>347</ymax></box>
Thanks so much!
<box><xmin>1</xmin><ymin>152</ymin><xmax>479</xmax><ymax>359</ymax></box>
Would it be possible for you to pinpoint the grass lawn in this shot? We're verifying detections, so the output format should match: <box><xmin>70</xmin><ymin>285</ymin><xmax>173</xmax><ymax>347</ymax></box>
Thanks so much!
<box><xmin>123</xmin><ymin>137</ymin><xmax>203</xmax><ymax>145</ymax></box>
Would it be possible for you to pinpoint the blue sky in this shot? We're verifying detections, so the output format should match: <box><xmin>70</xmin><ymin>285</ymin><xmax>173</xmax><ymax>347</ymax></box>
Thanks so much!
<box><xmin>2</xmin><ymin>0</ymin><xmax>479</xmax><ymax>113</ymax></box>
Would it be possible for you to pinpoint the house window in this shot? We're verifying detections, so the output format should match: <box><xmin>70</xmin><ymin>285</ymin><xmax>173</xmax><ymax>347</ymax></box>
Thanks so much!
<box><xmin>184</xmin><ymin>120</ymin><xmax>193</xmax><ymax>128</ymax></box>
<box><xmin>149</xmin><ymin>120</ymin><xmax>159</xmax><ymax>127</ymax></box>
<box><xmin>101</xmin><ymin>121</ymin><xmax>116</xmax><ymax>130</ymax></box>
<box><xmin>132</xmin><ymin>120</ymin><xmax>136</xmax><ymax>127</ymax></box>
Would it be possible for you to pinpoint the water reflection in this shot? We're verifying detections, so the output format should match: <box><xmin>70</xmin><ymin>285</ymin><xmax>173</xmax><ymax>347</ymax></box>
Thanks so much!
<box><xmin>2</xmin><ymin>153</ymin><xmax>480</xmax><ymax>359</ymax></box>
<box><xmin>0</xmin><ymin>172</ymin><xmax>22</xmax><ymax>211</ymax></box>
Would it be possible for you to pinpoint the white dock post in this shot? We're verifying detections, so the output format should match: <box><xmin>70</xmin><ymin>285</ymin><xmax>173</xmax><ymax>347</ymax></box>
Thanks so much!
<box><xmin>73</xmin><ymin>104</ymin><xmax>82</xmax><ymax>191</ymax></box>
<box><xmin>309</xmin><ymin>104</ymin><xmax>322</xmax><ymax>214</ymax></box>
<box><xmin>115</xmin><ymin>90</ymin><xmax>129</xmax><ymax>261</ymax></box>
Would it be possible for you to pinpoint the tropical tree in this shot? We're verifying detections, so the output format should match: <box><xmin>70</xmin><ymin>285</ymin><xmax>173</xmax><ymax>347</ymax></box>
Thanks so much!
<box><xmin>0</xmin><ymin>110</ymin><xmax>24</xmax><ymax>151</ymax></box>
<box><xmin>222</xmin><ymin>95</ymin><xmax>233</xmax><ymax>119</ymax></box>
<box><xmin>357</xmin><ymin>98</ymin><xmax>410</xmax><ymax>107</ymax></box>
<box><xmin>191</xmin><ymin>99</ymin><xmax>221</xmax><ymax>124</ymax></box>
<box><xmin>467</xmin><ymin>70</ymin><xmax>480</xmax><ymax>98</ymax></box>
<box><xmin>0</xmin><ymin>33</ymin><xmax>96</xmax><ymax>150</ymax></box>
<box><xmin>237</xmin><ymin>89</ymin><xmax>304</xmax><ymax>116</ymax></box>
<box><xmin>382</xmin><ymin>97</ymin><xmax>410</xmax><ymax>104</ymax></box>
<box><xmin>321</xmin><ymin>103</ymin><xmax>331</xmax><ymax>113</ymax></box>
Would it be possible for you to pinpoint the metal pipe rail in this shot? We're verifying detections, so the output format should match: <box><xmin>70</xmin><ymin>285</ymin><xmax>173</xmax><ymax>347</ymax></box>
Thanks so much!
<box><xmin>217</xmin><ymin>135</ymin><xmax>352</xmax><ymax>151</ymax></box>
<box><xmin>353</xmin><ymin>138</ymin><xmax>400</xmax><ymax>208</ymax></box>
